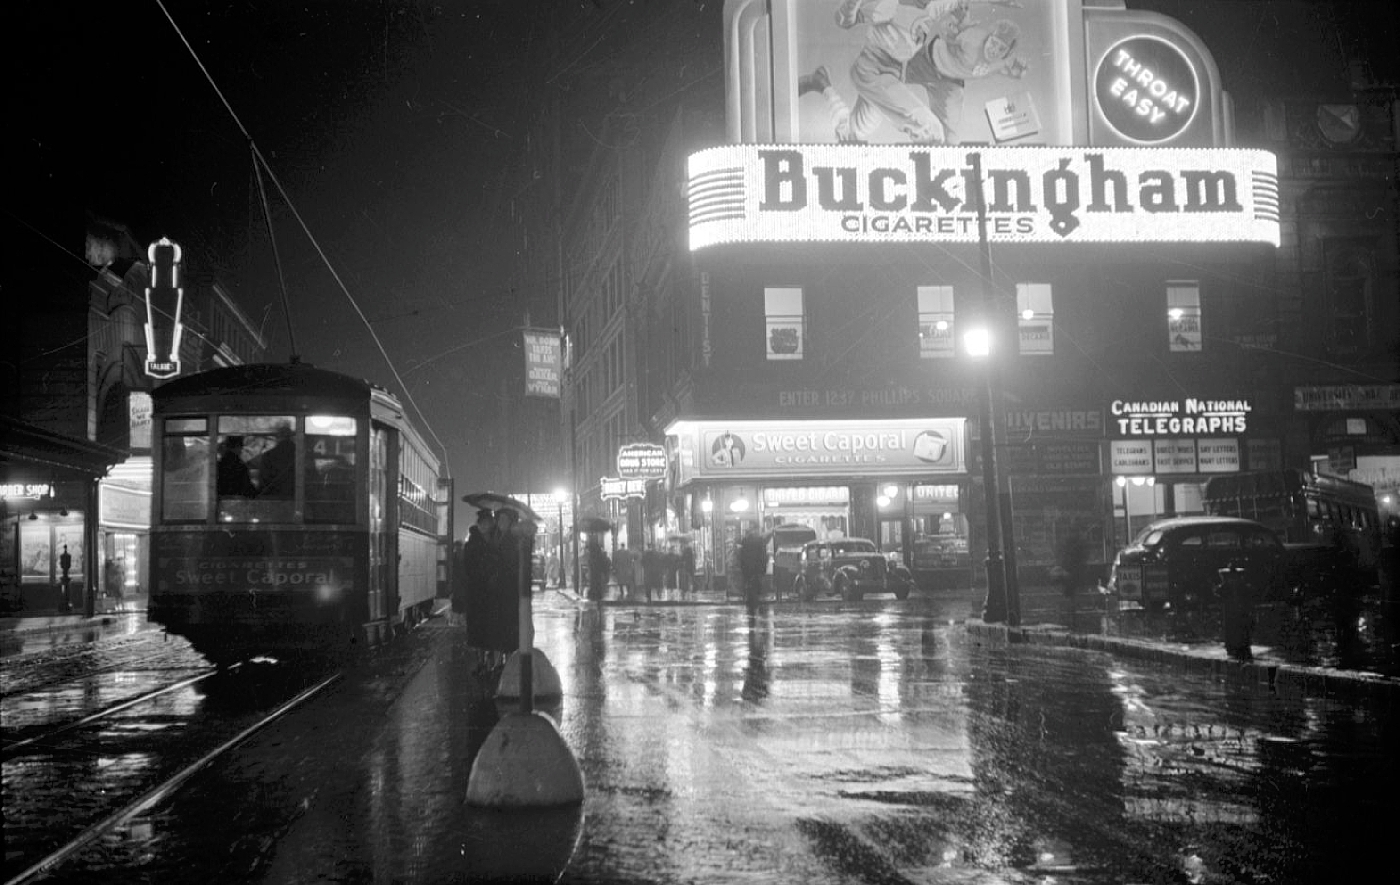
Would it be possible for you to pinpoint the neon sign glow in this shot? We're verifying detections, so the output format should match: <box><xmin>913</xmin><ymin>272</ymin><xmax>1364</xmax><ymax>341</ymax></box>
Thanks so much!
<box><xmin>687</xmin><ymin>144</ymin><xmax>1279</xmax><ymax>249</ymax></box>
<box><xmin>143</xmin><ymin>238</ymin><xmax>185</xmax><ymax>379</ymax></box>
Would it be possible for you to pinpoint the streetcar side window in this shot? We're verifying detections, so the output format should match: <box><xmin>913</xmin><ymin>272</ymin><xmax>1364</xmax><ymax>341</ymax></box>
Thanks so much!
<box><xmin>161</xmin><ymin>418</ymin><xmax>211</xmax><ymax>522</ymax></box>
<box><xmin>305</xmin><ymin>415</ymin><xmax>358</xmax><ymax>525</ymax></box>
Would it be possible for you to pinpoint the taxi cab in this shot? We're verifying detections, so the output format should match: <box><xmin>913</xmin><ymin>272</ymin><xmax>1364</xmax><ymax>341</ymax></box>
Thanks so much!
<box><xmin>1108</xmin><ymin>516</ymin><xmax>1285</xmax><ymax>610</ymax></box>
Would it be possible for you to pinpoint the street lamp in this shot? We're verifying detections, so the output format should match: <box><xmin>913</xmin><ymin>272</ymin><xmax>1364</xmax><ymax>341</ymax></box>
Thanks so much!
<box><xmin>552</xmin><ymin>487</ymin><xmax>567</xmax><ymax>589</ymax></box>
<box><xmin>965</xmin><ymin>150</ymin><xmax>1019</xmax><ymax>627</ymax></box>
<box><xmin>701</xmin><ymin>496</ymin><xmax>714</xmax><ymax>593</ymax></box>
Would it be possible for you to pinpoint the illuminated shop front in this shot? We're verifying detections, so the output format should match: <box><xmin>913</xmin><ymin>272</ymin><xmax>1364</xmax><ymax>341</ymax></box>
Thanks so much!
<box><xmin>667</xmin><ymin>417</ymin><xmax>969</xmax><ymax>588</ymax></box>
<box><xmin>1107</xmin><ymin>394</ymin><xmax>1282</xmax><ymax>545</ymax></box>
<box><xmin>1</xmin><ymin>418</ymin><xmax>120</xmax><ymax>616</ymax></box>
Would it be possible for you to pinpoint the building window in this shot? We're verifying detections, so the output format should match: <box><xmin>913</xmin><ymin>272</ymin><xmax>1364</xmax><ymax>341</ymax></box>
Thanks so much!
<box><xmin>1016</xmin><ymin>283</ymin><xmax>1054</xmax><ymax>355</ymax></box>
<box><xmin>1323</xmin><ymin>241</ymin><xmax>1374</xmax><ymax>357</ymax></box>
<box><xmin>917</xmin><ymin>285</ymin><xmax>955</xmax><ymax>359</ymax></box>
<box><xmin>1167</xmin><ymin>281</ymin><xmax>1202</xmax><ymax>352</ymax></box>
<box><xmin>764</xmin><ymin>287</ymin><xmax>804</xmax><ymax>360</ymax></box>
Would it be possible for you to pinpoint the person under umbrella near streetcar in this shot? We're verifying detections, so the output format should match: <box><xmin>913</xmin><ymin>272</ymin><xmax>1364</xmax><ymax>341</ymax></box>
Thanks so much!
<box><xmin>452</xmin><ymin>509</ymin><xmax>494</xmax><ymax>628</ymax></box>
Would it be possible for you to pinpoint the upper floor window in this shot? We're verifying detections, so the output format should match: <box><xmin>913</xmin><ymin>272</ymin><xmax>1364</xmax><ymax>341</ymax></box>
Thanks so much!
<box><xmin>1323</xmin><ymin>241</ymin><xmax>1374</xmax><ymax>357</ymax></box>
<box><xmin>765</xmin><ymin>287</ymin><xmax>804</xmax><ymax>360</ymax></box>
<box><xmin>1167</xmin><ymin>281</ymin><xmax>1202</xmax><ymax>352</ymax></box>
<box><xmin>1016</xmin><ymin>283</ymin><xmax>1054</xmax><ymax>355</ymax></box>
<box><xmin>917</xmin><ymin>286</ymin><xmax>955</xmax><ymax>359</ymax></box>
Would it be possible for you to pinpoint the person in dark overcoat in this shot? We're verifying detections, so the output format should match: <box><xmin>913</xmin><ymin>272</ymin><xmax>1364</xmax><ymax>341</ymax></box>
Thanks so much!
<box><xmin>585</xmin><ymin>537</ymin><xmax>610</xmax><ymax>602</ymax></box>
<box><xmin>679</xmin><ymin>543</ymin><xmax>695</xmax><ymax>596</ymax></box>
<box><xmin>738</xmin><ymin>530</ymin><xmax>768</xmax><ymax>611</ymax></box>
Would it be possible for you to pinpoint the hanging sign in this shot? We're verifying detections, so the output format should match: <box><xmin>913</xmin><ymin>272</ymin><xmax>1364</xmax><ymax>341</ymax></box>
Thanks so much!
<box><xmin>143</xmin><ymin>238</ymin><xmax>185</xmax><ymax>379</ymax></box>
<box><xmin>523</xmin><ymin>329</ymin><xmax>562</xmax><ymax>398</ymax></box>
<box><xmin>617</xmin><ymin>443</ymin><xmax>667</xmax><ymax>480</ymax></box>
<box><xmin>601</xmin><ymin>477</ymin><xmax>649</xmax><ymax>500</ymax></box>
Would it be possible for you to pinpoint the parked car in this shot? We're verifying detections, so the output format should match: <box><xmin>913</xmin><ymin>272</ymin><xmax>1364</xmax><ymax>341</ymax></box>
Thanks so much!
<box><xmin>769</xmin><ymin>523</ymin><xmax>818</xmax><ymax>599</ymax></box>
<box><xmin>793</xmin><ymin>538</ymin><xmax>915</xmax><ymax>601</ymax></box>
<box><xmin>1107</xmin><ymin>516</ymin><xmax>1286</xmax><ymax>610</ymax></box>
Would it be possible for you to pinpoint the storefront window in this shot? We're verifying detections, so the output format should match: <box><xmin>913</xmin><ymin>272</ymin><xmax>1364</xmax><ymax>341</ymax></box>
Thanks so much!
<box><xmin>19</xmin><ymin>516</ymin><xmax>85</xmax><ymax>584</ymax></box>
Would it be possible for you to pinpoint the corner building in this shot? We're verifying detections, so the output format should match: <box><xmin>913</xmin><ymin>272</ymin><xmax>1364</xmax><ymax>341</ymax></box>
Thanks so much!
<box><xmin>658</xmin><ymin>0</ymin><xmax>1397</xmax><ymax>596</ymax></box>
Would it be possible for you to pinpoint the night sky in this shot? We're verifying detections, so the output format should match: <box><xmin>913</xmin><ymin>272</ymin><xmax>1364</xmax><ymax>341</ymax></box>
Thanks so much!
<box><xmin>10</xmin><ymin>1</ymin><xmax>1395</xmax><ymax>507</ymax></box>
<box><xmin>14</xmin><ymin>0</ymin><xmax>723</xmax><ymax>505</ymax></box>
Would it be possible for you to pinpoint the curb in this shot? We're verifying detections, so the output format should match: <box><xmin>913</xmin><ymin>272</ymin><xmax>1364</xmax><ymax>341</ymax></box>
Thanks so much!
<box><xmin>964</xmin><ymin>620</ymin><xmax>1399</xmax><ymax>705</ymax></box>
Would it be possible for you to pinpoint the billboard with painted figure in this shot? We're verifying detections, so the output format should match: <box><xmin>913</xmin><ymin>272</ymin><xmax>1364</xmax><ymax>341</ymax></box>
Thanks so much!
<box><xmin>790</xmin><ymin>0</ymin><xmax>1063</xmax><ymax>146</ymax></box>
<box><xmin>725</xmin><ymin>0</ymin><xmax>1230</xmax><ymax>148</ymax></box>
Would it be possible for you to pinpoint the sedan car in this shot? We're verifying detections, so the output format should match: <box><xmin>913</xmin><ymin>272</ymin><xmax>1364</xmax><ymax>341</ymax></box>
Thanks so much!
<box><xmin>1107</xmin><ymin>516</ymin><xmax>1285</xmax><ymax>610</ymax></box>
<box><xmin>793</xmin><ymin>538</ymin><xmax>915</xmax><ymax>601</ymax></box>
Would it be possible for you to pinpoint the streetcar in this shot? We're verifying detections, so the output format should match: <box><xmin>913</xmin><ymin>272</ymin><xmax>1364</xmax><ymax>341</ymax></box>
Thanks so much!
<box><xmin>148</xmin><ymin>362</ymin><xmax>450</xmax><ymax>666</ymax></box>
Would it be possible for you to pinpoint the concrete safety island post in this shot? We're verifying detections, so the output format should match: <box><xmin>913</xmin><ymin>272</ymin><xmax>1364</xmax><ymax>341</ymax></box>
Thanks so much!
<box><xmin>467</xmin><ymin>514</ymin><xmax>584</xmax><ymax>809</ymax></box>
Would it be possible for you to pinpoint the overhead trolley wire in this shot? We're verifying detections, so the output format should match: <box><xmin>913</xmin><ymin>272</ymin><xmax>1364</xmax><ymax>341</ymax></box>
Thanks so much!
<box><xmin>153</xmin><ymin>0</ymin><xmax>451</xmax><ymax>478</ymax></box>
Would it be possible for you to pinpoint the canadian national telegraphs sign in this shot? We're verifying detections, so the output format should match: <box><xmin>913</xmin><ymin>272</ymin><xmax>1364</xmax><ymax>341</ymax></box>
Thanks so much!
<box><xmin>688</xmin><ymin>145</ymin><xmax>1278</xmax><ymax>249</ymax></box>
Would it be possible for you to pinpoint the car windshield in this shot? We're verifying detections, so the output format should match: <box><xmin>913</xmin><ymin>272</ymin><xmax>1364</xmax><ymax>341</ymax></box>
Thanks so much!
<box><xmin>830</xmin><ymin>541</ymin><xmax>877</xmax><ymax>555</ymax></box>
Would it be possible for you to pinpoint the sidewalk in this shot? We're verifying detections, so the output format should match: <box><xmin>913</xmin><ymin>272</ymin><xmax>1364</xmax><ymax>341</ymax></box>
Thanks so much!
<box><xmin>968</xmin><ymin>587</ymin><xmax>1399</xmax><ymax>704</ymax></box>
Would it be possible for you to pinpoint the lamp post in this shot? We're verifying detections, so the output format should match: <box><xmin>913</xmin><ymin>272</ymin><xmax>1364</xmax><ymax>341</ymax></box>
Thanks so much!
<box><xmin>552</xmin><ymin>487</ymin><xmax>567</xmax><ymax>589</ymax></box>
<box><xmin>966</xmin><ymin>150</ymin><xmax>1020</xmax><ymax>626</ymax></box>
<box><xmin>701</xmin><ymin>496</ymin><xmax>714</xmax><ymax>593</ymax></box>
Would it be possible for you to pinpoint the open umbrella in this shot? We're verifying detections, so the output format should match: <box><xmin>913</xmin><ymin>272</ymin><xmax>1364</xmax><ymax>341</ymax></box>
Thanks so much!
<box><xmin>577</xmin><ymin>515</ymin><xmax>614</xmax><ymax>534</ymax></box>
<box><xmin>462</xmin><ymin>491</ymin><xmax>543</xmax><ymax>523</ymax></box>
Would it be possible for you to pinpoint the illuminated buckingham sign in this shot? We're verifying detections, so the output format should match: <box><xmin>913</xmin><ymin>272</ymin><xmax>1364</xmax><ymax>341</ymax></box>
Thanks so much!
<box><xmin>688</xmin><ymin>145</ymin><xmax>1279</xmax><ymax>249</ymax></box>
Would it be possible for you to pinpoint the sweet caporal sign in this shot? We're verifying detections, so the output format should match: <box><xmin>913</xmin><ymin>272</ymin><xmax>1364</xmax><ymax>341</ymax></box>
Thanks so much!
<box><xmin>688</xmin><ymin>145</ymin><xmax>1279</xmax><ymax>249</ymax></box>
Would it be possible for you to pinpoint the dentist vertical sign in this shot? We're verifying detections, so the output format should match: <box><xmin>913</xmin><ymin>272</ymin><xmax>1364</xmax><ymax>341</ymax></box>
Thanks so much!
<box><xmin>143</xmin><ymin>238</ymin><xmax>185</xmax><ymax>380</ymax></box>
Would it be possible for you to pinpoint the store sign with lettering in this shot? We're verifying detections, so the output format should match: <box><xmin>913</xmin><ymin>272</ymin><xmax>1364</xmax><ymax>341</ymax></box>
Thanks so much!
<box><xmin>1</xmin><ymin>483</ymin><xmax>53</xmax><ymax>500</ymax></box>
<box><xmin>616</xmin><ymin>443</ymin><xmax>667</xmax><ymax>480</ymax></box>
<box><xmin>688</xmin><ymin>145</ymin><xmax>1279</xmax><ymax>249</ymax></box>
<box><xmin>143</xmin><ymin>238</ymin><xmax>185</xmax><ymax>380</ymax></box>
<box><xmin>601</xmin><ymin>477</ymin><xmax>648</xmax><ymax>500</ymax></box>
<box><xmin>1110</xmin><ymin>398</ymin><xmax>1251</xmax><ymax>436</ymax></box>
<box><xmin>523</xmin><ymin>329</ymin><xmax>562</xmax><ymax>398</ymax></box>
<box><xmin>1095</xmin><ymin>37</ymin><xmax>1198</xmax><ymax>143</ymax></box>
<box><xmin>669</xmin><ymin>418</ymin><xmax>966</xmax><ymax>481</ymax></box>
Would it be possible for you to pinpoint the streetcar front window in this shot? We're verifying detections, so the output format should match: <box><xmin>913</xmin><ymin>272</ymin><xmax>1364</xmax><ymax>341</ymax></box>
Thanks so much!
<box><xmin>217</xmin><ymin>416</ymin><xmax>298</xmax><ymax>523</ymax></box>
<box><xmin>161</xmin><ymin>419</ymin><xmax>210</xmax><ymax>522</ymax></box>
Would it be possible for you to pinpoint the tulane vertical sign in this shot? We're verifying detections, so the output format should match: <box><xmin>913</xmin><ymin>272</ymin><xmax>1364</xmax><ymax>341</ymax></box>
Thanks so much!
<box><xmin>143</xmin><ymin>238</ymin><xmax>186</xmax><ymax>380</ymax></box>
<box><xmin>523</xmin><ymin>328</ymin><xmax>562</xmax><ymax>398</ymax></box>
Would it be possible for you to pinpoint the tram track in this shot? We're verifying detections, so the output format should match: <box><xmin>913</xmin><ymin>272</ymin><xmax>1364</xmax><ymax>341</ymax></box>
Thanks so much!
<box><xmin>2</xmin><ymin>668</ymin><xmax>219</xmax><ymax>759</ymax></box>
<box><xmin>1</xmin><ymin>665</ymin><xmax>341</xmax><ymax>885</ymax></box>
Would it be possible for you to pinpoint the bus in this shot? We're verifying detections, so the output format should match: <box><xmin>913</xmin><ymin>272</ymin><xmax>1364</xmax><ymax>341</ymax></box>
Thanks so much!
<box><xmin>1202</xmin><ymin>468</ymin><xmax>1382</xmax><ymax>582</ymax></box>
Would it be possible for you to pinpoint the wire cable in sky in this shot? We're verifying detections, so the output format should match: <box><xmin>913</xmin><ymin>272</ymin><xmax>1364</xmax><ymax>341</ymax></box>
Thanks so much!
<box><xmin>153</xmin><ymin>0</ymin><xmax>452</xmax><ymax>478</ymax></box>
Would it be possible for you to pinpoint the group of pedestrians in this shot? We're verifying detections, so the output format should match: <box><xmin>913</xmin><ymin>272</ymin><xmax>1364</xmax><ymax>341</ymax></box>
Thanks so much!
<box><xmin>605</xmin><ymin>543</ymin><xmax>696</xmax><ymax>602</ymax></box>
